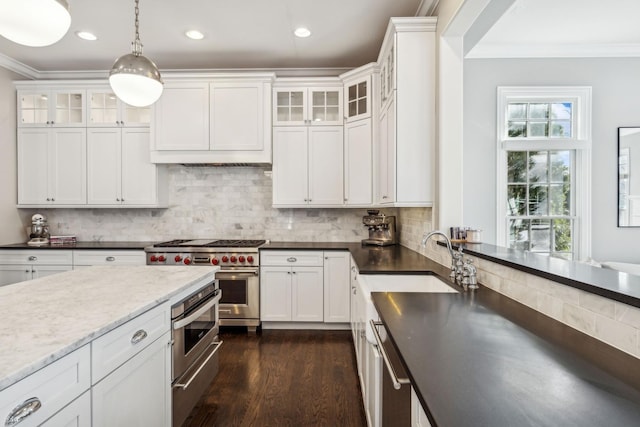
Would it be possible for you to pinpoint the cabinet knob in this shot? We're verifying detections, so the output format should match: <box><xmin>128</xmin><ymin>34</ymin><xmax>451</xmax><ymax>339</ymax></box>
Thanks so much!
<box><xmin>116</xmin><ymin>198</ymin><xmax>120</xmax><ymax>202</ymax></box>
<box><xmin>344</xmin><ymin>198</ymin><xmax>348</xmax><ymax>202</ymax></box>
<box><xmin>51</xmin><ymin>198</ymin><xmax>55</xmax><ymax>202</ymax></box>
<box><xmin>106</xmin><ymin>256</ymin><xmax>116</xmax><ymax>262</ymax></box>
<box><xmin>46</xmin><ymin>198</ymin><xmax>50</xmax><ymax>201</ymax></box>
<box><xmin>28</xmin><ymin>256</ymin><xmax>37</xmax><ymax>261</ymax></box>
<box><xmin>130</xmin><ymin>329</ymin><xmax>148</xmax><ymax>344</ymax></box>
<box><xmin>5</xmin><ymin>397</ymin><xmax>42</xmax><ymax>426</ymax></box>
<box><xmin>287</xmin><ymin>257</ymin><xmax>297</xmax><ymax>263</ymax></box>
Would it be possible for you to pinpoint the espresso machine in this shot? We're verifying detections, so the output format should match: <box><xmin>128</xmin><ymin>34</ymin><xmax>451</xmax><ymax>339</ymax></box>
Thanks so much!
<box><xmin>27</xmin><ymin>213</ymin><xmax>50</xmax><ymax>246</ymax></box>
<box><xmin>362</xmin><ymin>210</ymin><xmax>397</xmax><ymax>246</ymax></box>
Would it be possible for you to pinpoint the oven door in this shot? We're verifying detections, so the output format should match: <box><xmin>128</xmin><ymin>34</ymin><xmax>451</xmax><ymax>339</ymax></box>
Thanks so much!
<box><xmin>172</xmin><ymin>289</ymin><xmax>221</xmax><ymax>381</ymax></box>
<box><xmin>217</xmin><ymin>269</ymin><xmax>259</xmax><ymax>323</ymax></box>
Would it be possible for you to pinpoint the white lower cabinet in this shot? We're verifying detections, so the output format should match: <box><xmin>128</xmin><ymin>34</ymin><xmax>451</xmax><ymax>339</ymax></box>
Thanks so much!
<box><xmin>411</xmin><ymin>387</ymin><xmax>432</xmax><ymax>427</ymax></box>
<box><xmin>0</xmin><ymin>345</ymin><xmax>90</xmax><ymax>427</ymax></box>
<box><xmin>92</xmin><ymin>331</ymin><xmax>171</xmax><ymax>427</ymax></box>
<box><xmin>73</xmin><ymin>250</ymin><xmax>146</xmax><ymax>268</ymax></box>
<box><xmin>261</xmin><ymin>250</ymin><xmax>351</xmax><ymax>325</ymax></box>
<box><xmin>0</xmin><ymin>250</ymin><xmax>73</xmax><ymax>286</ymax></box>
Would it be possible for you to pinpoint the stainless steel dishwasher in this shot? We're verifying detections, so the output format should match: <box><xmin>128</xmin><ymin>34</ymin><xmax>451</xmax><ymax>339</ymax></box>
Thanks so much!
<box><xmin>371</xmin><ymin>320</ymin><xmax>411</xmax><ymax>427</ymax></box>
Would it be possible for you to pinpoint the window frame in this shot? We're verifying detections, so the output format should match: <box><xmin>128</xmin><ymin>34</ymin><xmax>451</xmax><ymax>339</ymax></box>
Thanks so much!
<box><xmin>496</xmin><ymin>86</ymin><xmax>592</xmax><ymax>260</ymax></box>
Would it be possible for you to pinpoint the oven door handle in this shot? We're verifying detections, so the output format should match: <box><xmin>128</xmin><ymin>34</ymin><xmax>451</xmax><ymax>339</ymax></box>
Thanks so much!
<box><xmin>216</xmin><ymin>269</ymin><xmax>259</xmax><ymax>277</ymax></box>
<box><xmin>173</xmin><ymin>340</ymin><xmax>223</xmax><ymax>390</ymax></box>
<box><xmin>173</xmin><ymin>291</ymin><xmax>221</xmax><ymax>330</ymax></box>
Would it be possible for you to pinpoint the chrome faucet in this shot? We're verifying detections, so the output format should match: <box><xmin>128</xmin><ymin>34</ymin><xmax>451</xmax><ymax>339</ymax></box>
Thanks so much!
<box><xmin>421</xmin><ymin>230</ymin><xmax>478</xmax><ymax>291</ymax></box>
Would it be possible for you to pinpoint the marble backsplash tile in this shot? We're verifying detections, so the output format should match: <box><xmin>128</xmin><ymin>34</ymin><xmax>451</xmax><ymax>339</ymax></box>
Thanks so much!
<box><xmin>20</xmin><ymin>165</ymin><xmax>396</xmax><ymax>243</ymax></box>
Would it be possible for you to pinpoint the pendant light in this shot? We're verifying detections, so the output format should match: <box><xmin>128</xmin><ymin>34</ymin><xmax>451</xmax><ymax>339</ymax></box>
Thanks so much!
<box><xmin>108</xmin><ymin>0</ymin><xmax>163</xmax><ymax>107</ymax></box>
<box><xmin>0</xmin><ymin>0</ymin><xmax>71</xmax><ymax>47</ymax></box>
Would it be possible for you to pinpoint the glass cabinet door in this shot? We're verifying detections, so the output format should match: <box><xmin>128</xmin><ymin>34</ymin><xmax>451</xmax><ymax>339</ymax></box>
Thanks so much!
<box><xmin>308</xmin><ymin>88</ymin><xmax>343</xmax><ymax>125</ymax></box>
<box><xmin>54</xmin><ymin>91</ymin><xmax>84</xmax><ymax>126</ymax></box>
<box><xmin>18</xmin><ymin>90</ymin><xmax>85</xmax><ymax>127</ymax></box>
<box><xmin>273</xmin><ymin>86</ymin><xmax>343</xmax><ymax>126</ymax></box>
<box><xmin>274</xmin><ymin>89</ymin><xmax>306</xmax><ymax>125</ymax></box>
<box><xmin>88</xmin><ymin>90</ymin><xmax>150</xmax><ymax>127</ymax></box>
<box><xmin>345</xmin><ymin>76</ymin><xmax>371</xmax><ymax>122</ymax></box>
<box><xmin>19</xmin><ymin>92</ymin><xmax>50</xmax><ymax>126</ymax></box>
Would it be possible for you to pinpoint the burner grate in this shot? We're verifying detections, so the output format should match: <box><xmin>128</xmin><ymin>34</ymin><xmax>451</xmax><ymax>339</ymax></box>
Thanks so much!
<box><xmin>203</xmin><ymin>239</ymin><xmax>266</xmax><ymax>248</ymax></box>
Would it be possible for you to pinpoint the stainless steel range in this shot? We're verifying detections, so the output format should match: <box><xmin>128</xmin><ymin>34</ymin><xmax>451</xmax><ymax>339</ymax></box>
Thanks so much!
<box><xmin>145</xmin><ymin>239</ymin><xmax>266</xmax><ymax>332</ymax></box>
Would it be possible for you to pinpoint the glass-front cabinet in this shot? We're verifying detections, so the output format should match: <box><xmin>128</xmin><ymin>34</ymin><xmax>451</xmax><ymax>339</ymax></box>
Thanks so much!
<box><xmin>343</xmin><ymin>74</ymin><xmax>372</xmax><ymax>123</ymax></box>
<box><xmin>273</xmin><ymin>85</ymin><xmax>343</xmax><ymax>126</ymax></box>
<box><xmin>87</xmin><ymin>89</ymin><xmax>150</xmax><ymax>127</ymax></box>
<box><xmin>18</xmin><ymin>89</ymin><xmax>86</xmax><ymax>127</ymax></box>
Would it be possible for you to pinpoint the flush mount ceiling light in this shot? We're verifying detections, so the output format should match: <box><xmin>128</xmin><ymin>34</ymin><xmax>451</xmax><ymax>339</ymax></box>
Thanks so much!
<box><xmin>294</xmin><ymin>27</ymin><xmax>311</xmax><ymax>38</ymax></box>
<box><xmin>185</xmin><ymin>30</ymin><xmax>204</xmax><ymax>40</ymax></box>
<box><xmin>75</xmin><ymin>31</ymin><xmax>97</xmax><ymax>41</ymax></box>
<box><xmin>0</xmin><ymin>0</ymin><xmax>71</xmax><ymax>47</ymax></box>
<box><xmin>109</xmin><ymin>0</ymin><xmax>163</xmax><ymax>107</ymax></box>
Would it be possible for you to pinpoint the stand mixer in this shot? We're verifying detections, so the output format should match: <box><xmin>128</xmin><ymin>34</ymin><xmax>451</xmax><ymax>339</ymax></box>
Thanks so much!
<box><xmin>27</xmin><ymin>213</ymin><xmax>50</xmax><ymax>246</ymax></box>
<box><xmin>362</xmin><ymin>210</ymin><xmax>397</xmax><ymax>246</ymax></box>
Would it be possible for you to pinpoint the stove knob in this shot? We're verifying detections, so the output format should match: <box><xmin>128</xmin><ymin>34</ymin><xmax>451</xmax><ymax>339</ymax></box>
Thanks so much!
<box><xmin>222</xmin><ymin>256</ymin><xmax>229</xmax><ymax>263</ymax></box>
<box><xmin>158</xmin><ymin>255</ymin><xmax>166</xmax><ymax>262</ymax></box>
<box><xmin>174</xmin><ymin>255</ymin><xmax>182</xmax><ymax>263</ymax></box>
<box><xmin>247</xmin><ymin>256</ymin><xmax>254</xmax><ymax>264</ymax></box>
<box><xmin>184</xmin><ymin>258</ymin><xmax>192</xmax><ymax>265</ymax></box>
<box><xmin>230</xmin><ymin>256</ymin><xmax>237</xmax><ymax>263</ymax></box>
<box><xmin>150</xmin><ymin>255</ymin><xmax>158</xmax><ymax>262</ymax></box>
<box><xmin>211</xmin><ymin>258</ymin><xmax>219</xmax><ymax>265</ymax></box>
<box><xmin>238</xmin><ymin>256</ymin><xmax>246</xmax><ymax>263</ymax></box>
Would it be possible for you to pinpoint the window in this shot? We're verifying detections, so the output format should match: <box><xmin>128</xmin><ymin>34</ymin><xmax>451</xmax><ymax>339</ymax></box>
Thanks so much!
<box><xmin>497</xmin><ymin>87</ymin><xmax>592</xmax><ymax>260</ymax></box>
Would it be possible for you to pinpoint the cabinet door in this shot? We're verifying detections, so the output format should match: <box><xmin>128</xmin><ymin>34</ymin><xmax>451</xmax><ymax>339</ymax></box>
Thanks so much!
<box><xmin>377</xmin><ymin>98</ymin><xmax>395</xmax><ymax>204</ymax></box>
<box><xmin>273</xmin><ymin>88</ymin><xmax>306</xmax><ymax>126</ymax></box>
<box><xmin>260</xmin><ymin>267</ymin><xmax>292</xmax><ymax>321</ymax></box>
<box><xmin>88</xmin><ymin>89</ymin><xmax>150</xmax><ymax>127</ymax></box>
<box><xmin>323</xmin><ymin>252</ymin><xmax>351</xmax><ymax>323</ymax></box>
<box><xmin>308</xmin><ymin>88</ymin><xmax>343</xmax><ymax>125</ymax></box>
<box><xmin>308</xmin><ymin>126</ymin><xmax>343</xmax><ymax>205</ymax></box>
<box><xmin>344</xmin><ymin>118</ymin><xmax>372</xmax><ymax>205</ymax></box>
<box><xmin>366</xmin><ymin>342</ymin><xmax>383</xmax><ymax>427</ymax></box>
<box><xmin>92</xmin><ymin>332</ymin><xmax>171</xmax><ymax>427</ymax></box>
<box><xmin>210</xmin><ymin>81</ymin><xmax>264</xmax><ymax>151</ymax></box>
<box><xmin>292</xmin><ymin>266</ymin><xmax>324</xmax><ymax>322</ymax></box>
<box><xmin>152</xmin><ymin>82</ymin><xmax>209</xmax><ymax>150</ymax></box>
<box><xmin>17</xmin><ymin>91</ymin><xmax>50</xmax><ymax>126</ymax></box>
<box><xmin>0</xmin><ymin>265</ymin><xmax>31</xmax><ymax>287</ymax></box>
<box><xmin>87</xmin><ymin>128</ymin><xmax>121</xmax><ymax>205</ymax></box>
<box><xmin>51</xmin><ymin>90</ymin><xmax>86</xmax><ymax>127</ymax></box>
<box><xmin>17</xmin><ymin>128</ymin><xmax>50</xmax><ymax>204</ymax></box>
<box><xmin>350</xmin><ymin>259</ymin><xmax>358</xmax><ymax>343</ymax></box>
<box><xmin>272</xmin><ymin>127</ymin><xmax>309</xmax><ymax>206</ymax></box>
<box><xmin>49</xmin><ymin>128</ymin><xmax>87</xmax><ymax>205</ymax></box>
<box><xmin>41</xmin><ymin>391</ymin><xmax>91</xmax><ymax>427</ymax></box>
<box><xmin>121</xmin><ymin>128</ymin><xmax>156</xmax><ymax>205</ymax></box>
<box><xmin>345</xmin><ymin>76</ymin><xmax>371</xmax><ymax>122</ymax></box>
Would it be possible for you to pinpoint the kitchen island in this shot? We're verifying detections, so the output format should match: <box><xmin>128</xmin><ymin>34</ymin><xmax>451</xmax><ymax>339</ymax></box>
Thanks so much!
<box><xmin>0</xmin><ymin>265</ymin><xmax>218</xmax><ymax>426</ymax></box>
<box><xmin>373</xmin><ymin>288</ymin><xmax>640</xmax><ymax>426</ymax></box>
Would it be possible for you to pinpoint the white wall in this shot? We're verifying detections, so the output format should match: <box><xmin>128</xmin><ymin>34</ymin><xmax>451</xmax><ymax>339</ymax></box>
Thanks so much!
<box><xmin>463</xmin><ymin>57</ymin><xmax>640</xmax><ymax>262</ymax></box>
<box><xmin>0</xmin><ymin>67</ymin><xmax>25</xmax><ymax>244</ymax></box>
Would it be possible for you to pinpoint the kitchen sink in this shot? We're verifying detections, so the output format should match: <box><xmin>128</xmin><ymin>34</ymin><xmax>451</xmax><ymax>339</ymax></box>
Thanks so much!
<box><xmin>357</xmin><ymin>274</ymin><xmax>458</xmax><ymax>344</ymax></box>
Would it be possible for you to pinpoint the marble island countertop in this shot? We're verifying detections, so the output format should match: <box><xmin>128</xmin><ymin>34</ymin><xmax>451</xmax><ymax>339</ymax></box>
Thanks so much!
<box><xmin>0</xmin><ymin>265</ymin><xmax>218</xmax><ymax>391</ymax></box>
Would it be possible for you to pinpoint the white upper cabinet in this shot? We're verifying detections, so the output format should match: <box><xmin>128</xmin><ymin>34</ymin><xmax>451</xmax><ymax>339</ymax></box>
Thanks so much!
<box><xmin>152</xmin><ymin>81</ymin><xmax>210</xmax><ymax>151</ymax></box>
<box><xmin>273</xmin><ymin>82</ymin><xmax>343</xmax><ymax>126</ymax></box>
<box><xmin>374</xmin><ymin>17</ymin><xmax>436</xmax><ymax>207</ymax></box>
<box><xmin>87</xmin><ymin>88</ymin><xmax>150</xmax><ymax>128</ymax></box>
<box><xmin>18</xmin><ymin>128</ymin><xmax>87</xmax><ymax>206</ymax></box>
<box><xmin>341</xmin><ymin>68</ymin><xmax>373</xmax><ymax>123</ymax></box>
<box><xmin>18</xmin><ymin>88</ymin><xmax>86</xmax><ymax>127</ymax></box>
<box><xmin>345</xmin><ymin>118</ymin><xmax>373</xmax><ymax>206</ymax></box>
<box><xmin>150</xmin><ymin>74</ymin><xmax>274</xmax><ymax>164</ymax></box>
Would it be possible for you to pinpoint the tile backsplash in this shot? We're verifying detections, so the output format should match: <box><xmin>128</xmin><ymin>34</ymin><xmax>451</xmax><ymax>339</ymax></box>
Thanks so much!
<box><xmin>20</xmin><ymin>165</ymin><xmax>396</xmax><ymax>242</ymax></box>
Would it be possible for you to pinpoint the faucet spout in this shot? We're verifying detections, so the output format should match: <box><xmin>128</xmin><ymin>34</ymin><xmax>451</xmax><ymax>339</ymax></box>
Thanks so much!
<box><xmin>421</xmin><ymin>230</ymin><xmax>454</xmax><ymax>258</ymax></box>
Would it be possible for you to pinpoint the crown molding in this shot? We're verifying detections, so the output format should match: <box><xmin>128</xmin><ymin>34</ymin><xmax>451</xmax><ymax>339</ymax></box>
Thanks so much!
<box><xmin>0</xmin><ymin>53</ymin><xmax>39</xmax><ymax>79</ymax></box>
<box><xmin>466</xmin><ymin>42</ymin><xmax>640</xmax><ymax>59</ymax></box>
<box><xmin>416</xmin><ymin>0</ymin><xmax>439</xmax><ymax>16</ymax></box>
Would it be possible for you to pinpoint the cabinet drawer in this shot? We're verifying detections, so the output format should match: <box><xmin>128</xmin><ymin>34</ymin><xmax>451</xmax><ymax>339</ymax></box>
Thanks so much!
<box><xmin>73</xmin><ymin>250</ymin><xmax>145</xmax><ymax>266</ymax></box>
<box><xmin>92</xmin><ymin>302</ymin><xmax>170</xmax><ymax>384</ymax></box>
<box><xmin>0</xmin><ymin>250</ymin><xmax>73</xmax><ymax>265</ymax></box>
<box><xmin>261</xmin><ymin>251</ymin><xmax>324</xmax><ymax>267</ymax></box>
<box><xmin>41</xmin><ymin>390</ymin><xmax>91</xmax><ymax>427</ymax></box>
<box><xmin>0</xmin><ymin>345</ymin><xmax>90</xmax><ymax>427</ymax></box>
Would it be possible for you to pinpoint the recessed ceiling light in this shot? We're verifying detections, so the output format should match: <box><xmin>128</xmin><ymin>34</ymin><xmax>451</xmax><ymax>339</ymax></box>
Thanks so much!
<box><xmin>185</xmin><ymin>30</ymin><xmax>204</xmax><ymax>40</ymax></box>
<box><xmin>75</xmin><ymin>31</ymin><xmax>97</xmax><ymax>41</ymax></box>
<box><xmin>294</xmin><ymin>27</ymin><xmax>311</xmax><ymax>38</ymax></box>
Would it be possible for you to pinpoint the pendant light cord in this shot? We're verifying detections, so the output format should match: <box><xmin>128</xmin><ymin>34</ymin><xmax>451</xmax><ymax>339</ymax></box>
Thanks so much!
<box><xmin>131</xmin><ymin>0</ymin><xmax>143</xmax><ymax>56</ymax></box>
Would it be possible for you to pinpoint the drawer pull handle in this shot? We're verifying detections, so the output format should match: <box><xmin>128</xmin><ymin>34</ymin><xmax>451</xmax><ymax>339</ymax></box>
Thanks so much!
<box><xmin>28</xmin><ymin>256</ymin><xmax>37</xmax><ymax>261</ymax></box>
<box><xmin>105</xmin><ymin>256</ymin><xmax>116</xmax><ymax>262</ymax></box>
<box><xmin>287</xmin><ymin>257</ymin><xmax>297</xmax><ymax>263</ymax></box>
<box><xmin>6</xmin><ymin>397</ymin><xmax>42</xmax><ymax>426</ymax></box>
<box><xmin>130</xmin><ymin>329</ymin><xmax>148</xmax><ymax>344</ymax></box>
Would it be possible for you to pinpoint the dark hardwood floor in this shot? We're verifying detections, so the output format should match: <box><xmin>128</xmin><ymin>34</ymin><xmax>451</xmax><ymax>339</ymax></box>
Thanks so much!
<box><xmin>183</xmin><ymin>328</ymin><xmax>367</xmax><ymax>427</ymax></box>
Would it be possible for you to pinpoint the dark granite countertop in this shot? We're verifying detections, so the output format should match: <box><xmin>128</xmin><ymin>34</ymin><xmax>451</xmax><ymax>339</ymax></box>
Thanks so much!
<box><xmin>0</xmin><ymin>241</ymin><xmax>156</xmax><ymax>250</ymax></box>
<box><xmin>262</xmin><ymin>242</ymin><xmax>442</xmax><ymax>274</ymax></box>
<box><xmin>449</xmin><ymin>241</ymin><xmax>640</xmax><ymax>308</ymax></box>
<box><xmin>373</xmin><ymin>289</ymin><xmax>640</xmax><ymax>427</ymax></box>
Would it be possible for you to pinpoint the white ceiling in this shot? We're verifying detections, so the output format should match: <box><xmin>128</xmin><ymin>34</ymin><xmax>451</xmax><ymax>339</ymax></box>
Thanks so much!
<box><xmin>0</xmin><ymin>0</ymin><xmax>432</xmax><ymax>77</ymax></box>
<box><xmin>468</xmin><ymin>0</ymin><xmax>640</xmax><ymax>58</ymax></box>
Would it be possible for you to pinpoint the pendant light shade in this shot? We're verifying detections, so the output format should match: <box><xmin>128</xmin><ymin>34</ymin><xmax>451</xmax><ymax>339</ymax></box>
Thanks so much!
<box><xmin>0</xmin><ymin>0</ymin><xmax>71</xmax><ymax>47</ymax></box>
<box><xmin>109</xmin><ymin>0</ymin><xmax>163</xmax><ymax>107</ymax></box>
